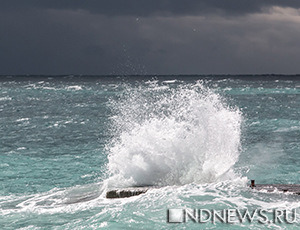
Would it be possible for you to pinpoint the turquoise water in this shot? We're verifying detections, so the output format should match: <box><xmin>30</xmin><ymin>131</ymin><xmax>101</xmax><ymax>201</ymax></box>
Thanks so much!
<box><xmin>0</xmin><ymin>75</ymin><xmax>299</xmax><ymax>229</ymax></box>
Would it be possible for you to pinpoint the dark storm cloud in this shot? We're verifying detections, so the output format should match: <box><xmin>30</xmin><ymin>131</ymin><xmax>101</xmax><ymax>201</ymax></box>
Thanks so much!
<box><xmin>1</xmin><ymin>1</ymin><xmax>300</xmax><ymax>74</ymax></box>
<box><xmin>0</xmin><ymin>10</ymin><xmax>123</xmax><ymax>74</ymax></box>
<box><xmin>1</xmin><ymin>0</ymin><xmax>300</xmax><ymax>16</ymax></box>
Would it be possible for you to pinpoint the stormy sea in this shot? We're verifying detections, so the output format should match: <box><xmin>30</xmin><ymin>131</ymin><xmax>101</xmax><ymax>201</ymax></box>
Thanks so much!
<box><xmin>0</xmin><ymin>75</ymin><xmax>299</xmax><ymax>229</ymax></box>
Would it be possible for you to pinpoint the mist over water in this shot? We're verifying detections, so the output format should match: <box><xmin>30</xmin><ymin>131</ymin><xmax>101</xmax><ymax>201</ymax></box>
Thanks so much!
<box><xmin>106</xmin><ymin>81</ymin><xmax>242</xmax><ymax>188</ymax></box>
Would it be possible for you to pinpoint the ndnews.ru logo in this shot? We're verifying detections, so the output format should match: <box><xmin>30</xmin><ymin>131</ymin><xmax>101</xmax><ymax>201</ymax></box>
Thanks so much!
<box><xmin>167</xmin><ymin>208</ymin><xmax>297</xmax><ymax>224</ymax></box>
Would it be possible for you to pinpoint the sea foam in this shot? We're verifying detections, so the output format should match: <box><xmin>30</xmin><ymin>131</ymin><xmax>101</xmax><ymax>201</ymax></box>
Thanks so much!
<box><xmin>106</xmin><ymin>81</ymin><xmax>242</xmax><ymax>188</ymax></box>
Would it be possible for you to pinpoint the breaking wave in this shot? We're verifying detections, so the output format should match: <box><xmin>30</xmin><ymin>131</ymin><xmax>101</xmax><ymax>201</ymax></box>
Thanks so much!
<box><xmin>106</xmin><ymin>81</ymin><xmax>242</xmax><ymax>188</ymax></box>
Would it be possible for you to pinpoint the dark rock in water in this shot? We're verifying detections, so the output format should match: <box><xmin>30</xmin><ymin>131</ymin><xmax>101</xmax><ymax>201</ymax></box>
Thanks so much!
<box><xmin>250</xmin><ymin>182</ymin><xmax>300</xmax><ymax>195</ymax></box>
<box><xmin>106</xmin><ymin>187</ymin><xmax>150</xmax><ymax>199</ymax></box>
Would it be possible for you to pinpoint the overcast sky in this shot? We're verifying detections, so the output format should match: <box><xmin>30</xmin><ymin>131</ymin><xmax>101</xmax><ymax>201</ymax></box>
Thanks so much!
<box><xmin>1</xmin><ymin>0</ymin><xmax>300</xmax><ymax>75</ymax></box>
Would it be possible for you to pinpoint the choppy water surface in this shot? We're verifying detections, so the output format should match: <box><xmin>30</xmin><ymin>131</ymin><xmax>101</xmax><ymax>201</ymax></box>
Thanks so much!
<box><xmin>0</xmin><ymin>75</ymin><xmax>299</xmax><ymax>229</ymax></box>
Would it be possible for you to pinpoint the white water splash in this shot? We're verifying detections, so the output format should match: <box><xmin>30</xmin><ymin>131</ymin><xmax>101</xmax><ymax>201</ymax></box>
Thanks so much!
<box><xmin>106</xmin><ymin>81</ymin><xmax>242</xmax><ymax>188</ymax></box>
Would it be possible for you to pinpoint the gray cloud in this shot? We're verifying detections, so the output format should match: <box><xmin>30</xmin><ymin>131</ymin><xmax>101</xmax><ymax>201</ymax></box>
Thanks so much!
<box><xmin>1</xmin><ymin>1</ymin><xmax>300</xmax><ymax>74</ymax></box>
<box><xmin>1</xmin><ymin>0</ymin><xmax>300</xmax><ymax>16</ymax></box>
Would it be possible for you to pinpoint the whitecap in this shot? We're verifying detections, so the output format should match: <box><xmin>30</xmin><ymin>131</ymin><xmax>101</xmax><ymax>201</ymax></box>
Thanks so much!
<box><xmin>162</xmin><ymin>80</ymin><xmax>177</xmax><ymax>84</ymax></box>
<box><xmin>0</xmin><ymin>96</ymin><xmax>12</xmax><ymax>101</ymax></box>
<box><xmin>66</xmin><ymin>85</ymin><xmax>83</xmax><ymax>90</ymax></box>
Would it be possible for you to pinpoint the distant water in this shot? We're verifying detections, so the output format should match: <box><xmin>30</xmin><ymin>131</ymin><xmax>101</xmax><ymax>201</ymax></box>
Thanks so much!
<box><xmin>0</xmin><ymin>75</ymin><xmax>299</xmax><ymax>229</ymax></box>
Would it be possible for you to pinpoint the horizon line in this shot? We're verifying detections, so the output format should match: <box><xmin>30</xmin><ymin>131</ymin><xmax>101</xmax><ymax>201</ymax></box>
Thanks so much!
<box><xmin>1</xmin><ymin>73</ymin><xmax>300</xmax><ymax>77</ymax></box>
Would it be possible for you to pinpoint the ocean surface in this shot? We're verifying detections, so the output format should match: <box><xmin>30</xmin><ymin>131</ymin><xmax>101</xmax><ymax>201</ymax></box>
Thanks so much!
<box><xmin>0</xmin><ymin>75</ymin><xmax>299</xmax><ymax>229</ymax></box>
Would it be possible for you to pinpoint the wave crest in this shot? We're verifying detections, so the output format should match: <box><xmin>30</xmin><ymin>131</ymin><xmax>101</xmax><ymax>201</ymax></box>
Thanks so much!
<box><xmin>106</xmin><ymin>81</ymin><xmax>242</xmax><ymax>188</ymax></box>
